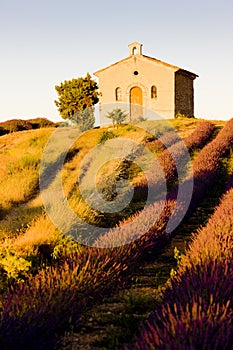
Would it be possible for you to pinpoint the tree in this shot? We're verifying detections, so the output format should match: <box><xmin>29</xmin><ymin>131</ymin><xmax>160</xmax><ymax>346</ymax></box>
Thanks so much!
<box><xmin>106</xmin><ymin>108</ymin><xmax>128</xmax><ymax>126</ymax></box>
<box><xmin>73</xmin><ymin>107</ymin><xmax>95</xmax><ymax>132</ymax></box>
<box><xmin>54</xmin><ymin>73</ymin><xmax>99</xmax><ymax>131</ymax></box>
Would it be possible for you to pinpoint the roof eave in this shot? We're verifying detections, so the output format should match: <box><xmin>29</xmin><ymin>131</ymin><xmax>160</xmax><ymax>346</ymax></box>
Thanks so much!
<box><xmin>94</xmin><ymin>54</ymin><xmax>198</xmax><ymax>78</ymax></box>
<box><xmin>176</xmin><ymin>68</ymin><xmax>199</xmax><ymax>79</ymax></box>
<box><xmin>94</xmin><ymin>56</ymin><xmax>132</xmax><ymax>76</ymax></box>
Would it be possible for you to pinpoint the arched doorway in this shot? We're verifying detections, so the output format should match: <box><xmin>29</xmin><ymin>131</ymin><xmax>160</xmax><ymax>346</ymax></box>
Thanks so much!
<box><xmin>130</xmin><ymin>86</ymin><xmax>143</xmax><ymax>120</ymax></box>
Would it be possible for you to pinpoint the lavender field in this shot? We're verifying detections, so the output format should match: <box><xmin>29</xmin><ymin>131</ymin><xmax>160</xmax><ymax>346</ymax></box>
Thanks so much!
<box><xmin>0</xmin><ymin>118</ymin><xmax>232</xmax><ymax>350</ymax></box>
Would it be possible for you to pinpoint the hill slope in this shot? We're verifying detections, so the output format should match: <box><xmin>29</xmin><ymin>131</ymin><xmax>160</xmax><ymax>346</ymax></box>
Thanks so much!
<box><xmin>0</xmin><ymin>118</ymin><xmax>232</xmax><ymax>350</ymax></box>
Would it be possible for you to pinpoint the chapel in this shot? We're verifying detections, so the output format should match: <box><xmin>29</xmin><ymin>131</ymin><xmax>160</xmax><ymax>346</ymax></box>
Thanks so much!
<box><xmin>94</xmin><ymin>42</ymin><xmax>198</xmax><ymax>125</ymax></box>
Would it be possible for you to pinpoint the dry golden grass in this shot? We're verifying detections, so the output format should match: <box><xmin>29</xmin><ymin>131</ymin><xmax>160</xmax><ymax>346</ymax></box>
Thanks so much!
<box><xmin>170</xmin><ymin>118</ymin><xmax>226</xmax><ymax>138</ymax></box>
<box><xmin>13</xmin><ymin>214</ymin><xmax>57</xmax><ymax>255</ymax></box>
<box><xmin>0</xmin><ymin>128</ymin><xmax>54</xmax><ymax>212</ymax></box>
<box><xmin>0</xmin><ymin>119</ymin><xmax>225</xmax><ymax>255</ymax></box>
<box><xmin>0</xmin><ymin>196</ymin><xmax>43</xmax><ymax>238</ymax></box>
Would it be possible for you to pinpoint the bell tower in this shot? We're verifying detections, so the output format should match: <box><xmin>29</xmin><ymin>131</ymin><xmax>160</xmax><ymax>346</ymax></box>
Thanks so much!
<box><xmin>128</xmin><ymin>42</ymin><xmax>143</xmax><ymax>56</ymax></box>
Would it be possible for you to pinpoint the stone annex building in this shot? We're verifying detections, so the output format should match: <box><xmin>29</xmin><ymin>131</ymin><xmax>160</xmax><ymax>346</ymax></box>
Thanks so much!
<box><xmin>94</xmin><ymin>42</ymin><xmax>198</xmax><ymax>125</ymax></box>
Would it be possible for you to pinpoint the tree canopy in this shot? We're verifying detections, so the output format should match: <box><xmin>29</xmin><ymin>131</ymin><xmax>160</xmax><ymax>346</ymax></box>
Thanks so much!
<box><xmin>54</xmin><ymin>73</ymin><xmax>99</xmax><ymax>131</ymax></box>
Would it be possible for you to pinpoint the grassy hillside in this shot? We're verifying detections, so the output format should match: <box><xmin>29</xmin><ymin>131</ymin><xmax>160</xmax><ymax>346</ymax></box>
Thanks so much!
<box><xmin>0</xmin><ymin>117</ymin><xmax>232</xmax><ymax>350</ymax></box>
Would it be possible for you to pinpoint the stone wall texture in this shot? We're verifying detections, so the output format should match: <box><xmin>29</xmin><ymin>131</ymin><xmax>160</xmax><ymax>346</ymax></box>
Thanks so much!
<box><xmin>175</xmin><ymin>71</ymin><xmax>194</xmax><ymax>117</ymax></box>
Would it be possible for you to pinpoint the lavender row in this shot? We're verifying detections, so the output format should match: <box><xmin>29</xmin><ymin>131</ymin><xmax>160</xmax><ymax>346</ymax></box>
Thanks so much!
<box><xmin>125</xmin><ymin>184</ymin><xmax>233</xmax><ymax>349</ymax></box>
<box><xmin>94</xmin><ymin>120</ymin><xmax>233</xmax><ymax>248</ymax></box>
<box><xmin>145</xmin><ymin>120</ymin><xmax>215</xmax><ymax>155</ymax></box>
<box><xmin>0</xmin><ymin>246</ymin><xmax>138</xmax><ymax>349</ymax></box>
<box><xmin>135</xmin><ymin>121</ymin><xmax>216</xmax><ymax>197</ymax></box>
<box><xmin>188</xmin><ymin>118</ymin><xmax>233</xmax><ymax>210</ymax></box>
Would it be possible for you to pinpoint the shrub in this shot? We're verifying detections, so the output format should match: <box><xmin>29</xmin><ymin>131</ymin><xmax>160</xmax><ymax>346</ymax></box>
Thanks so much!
<box><xmin>99</xmin><ymin>130</ymin><xmax>117</xmax><ymax>143</ymax></box>
<box><xmin>126</xmin><ymin>297</ymin><xmax>233</xmax><ymax>350</ymax></box>
<box><xmin>106</xmin><ymin>108</ymin><xmax>128</xmax><ymax>125</ymax></box>
<box><xmin>163</xmin><ymin>259</ymin><xmax>233</xmax><ymax>308</ymax></box>
<box><xmin>0</xmin><ymin>241</ymin><xmax>31</xmax><ymax>281</ymax></box>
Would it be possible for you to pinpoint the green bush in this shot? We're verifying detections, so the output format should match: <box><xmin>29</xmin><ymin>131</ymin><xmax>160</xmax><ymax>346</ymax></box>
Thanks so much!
<box><xmin>0</xmin><ymin>241</ymin><xmax>31</xmax><ymax>281</ymax></box>
<box><xmin>99</xmin><ymin>130</ymin><xmax>117</xmax><ymax>143</ymax></box>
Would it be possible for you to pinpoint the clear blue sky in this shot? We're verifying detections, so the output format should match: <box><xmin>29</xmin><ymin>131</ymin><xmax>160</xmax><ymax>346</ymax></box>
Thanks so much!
<box><xmin>0</xmin><ymin>0</ymin><xmax>232</xmax><ymax>122</ymax></box>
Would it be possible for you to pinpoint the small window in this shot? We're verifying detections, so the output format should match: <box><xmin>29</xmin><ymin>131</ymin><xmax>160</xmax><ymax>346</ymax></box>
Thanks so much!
<box><xmin>115</xmin><ymin>87</ymin><xmax>121</xmax><ymax>101</ymax></box>
<box><xmin>151</xmin><ymin>85</ymin><xmax>157</xmax><ymax>99</ymax></box>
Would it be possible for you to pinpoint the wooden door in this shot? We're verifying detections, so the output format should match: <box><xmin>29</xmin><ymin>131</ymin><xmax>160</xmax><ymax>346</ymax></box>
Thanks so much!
<box><xmin>130</xmin><ymin>86</ymin><xmax>143</xmax><ymax>120</ymax></box>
